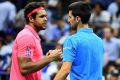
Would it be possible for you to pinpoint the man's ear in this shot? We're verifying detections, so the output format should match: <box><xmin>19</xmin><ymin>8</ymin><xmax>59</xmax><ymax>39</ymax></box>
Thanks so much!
<box><xmin>76</xmin><ymin>16</ymin><xmax>81</xmax><ymax>22</ymax></box>
<box><xmin>29</xmin><ymin>16</ymin><xmax>34</xmax><ymax>23</ymax></box>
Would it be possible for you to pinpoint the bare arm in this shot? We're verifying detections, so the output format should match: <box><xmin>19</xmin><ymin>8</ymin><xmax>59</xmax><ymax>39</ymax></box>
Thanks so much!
<box><xmin>18</xmin><ymin>50</ymin><xmax>62</xmax><ymax>76</ymax></box>
<box><xmin>54</xmin><ymin>62</ymin><xmax>72</xmax><ymax>80</ymax></box>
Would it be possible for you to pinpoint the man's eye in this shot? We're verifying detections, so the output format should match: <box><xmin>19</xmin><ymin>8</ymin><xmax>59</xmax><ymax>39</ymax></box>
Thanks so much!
<box><xmin>39</xmin><ymin>15</ymin><xmax>47</xmax><ymax>18</ymax></box>
<box><xmin>69</xmin><ymin>16</ymin><xmax>71</xmax><ymax>18</ymax></box>
<box><xmin>40</xmin><ymin>15</ymin><xmax>44</xmax><ymax>18</ymax></box>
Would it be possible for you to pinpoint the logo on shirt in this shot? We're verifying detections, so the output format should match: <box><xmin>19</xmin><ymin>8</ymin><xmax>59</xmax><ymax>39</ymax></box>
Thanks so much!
<box><xmin>26</xmin><ymin>47</ymin><xmax>32</xmax><ymax>58</ymax></box>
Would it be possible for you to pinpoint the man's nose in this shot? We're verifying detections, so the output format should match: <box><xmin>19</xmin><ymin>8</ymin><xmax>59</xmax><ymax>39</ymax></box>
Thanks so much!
<box><xmin>68</xmin><ymin>19</ymin><xmax>70</xmax><ymax>23</ymax></box>
<box><xmin>44</xmin><ymin>17</ymin><xmax>47</xmax><ymax>21</ymax></box>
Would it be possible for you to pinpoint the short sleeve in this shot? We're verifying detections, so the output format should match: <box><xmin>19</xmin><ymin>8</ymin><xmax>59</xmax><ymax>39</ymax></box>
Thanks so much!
<box><xmin>16</xmin><ymin>35</ymin><xmax>35</xmax><ymax>58</ymax></box>
<box><xmin>102</xmin><ymin>11</ymin><xmax>111</xmax><ymax>22</ymax></box>
<box><xmin>9</xmin><ymin>4</ymin><xmax>16</xmax><ymax>22</ymax></box>
<box><xmin>63</xmin><ymin>37</ymin><xmax>76</xmax><ymax>62</ymax></box>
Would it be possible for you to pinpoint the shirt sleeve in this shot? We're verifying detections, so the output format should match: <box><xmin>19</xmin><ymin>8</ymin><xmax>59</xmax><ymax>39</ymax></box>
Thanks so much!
<box><xmin>8</xmin><ymin>4</ymin><xmax>16</xmax><ymax>22</ymax></box>
<box><xmin>63</xmin><ymin>37</ymin><xmax>76</xmax><ymax>62</ymax></box>
<box><xmin>102</xmin><ymin>11</ymin><xmax>111</xmax><ymax>22</ymax></box>
<box><xmin>16</xmin><ymin>34</ymin><xmax>35</xmax><ymax>58</ymax></box>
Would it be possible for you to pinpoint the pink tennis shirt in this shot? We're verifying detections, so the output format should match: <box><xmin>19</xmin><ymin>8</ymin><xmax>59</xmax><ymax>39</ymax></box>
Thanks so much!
<box><xmin>10</xmin><ymin>25</ymin><xmax>43</xmax><ymax>80</ymax></box>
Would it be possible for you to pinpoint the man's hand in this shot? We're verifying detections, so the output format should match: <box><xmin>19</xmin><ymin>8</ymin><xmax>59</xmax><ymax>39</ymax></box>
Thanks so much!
<box><xmin>46</xmin><ymin>49</ymin><xmax>63</xmax><ymax>61</ymax></box>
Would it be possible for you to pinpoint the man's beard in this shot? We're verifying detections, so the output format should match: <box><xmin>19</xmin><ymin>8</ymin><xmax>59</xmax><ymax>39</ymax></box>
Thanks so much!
<box><xmin>71</xmin><ymin>22</ymin><xmax>78</xmax><ymax>31</ymax></box>
<box><xmin>39</xmin><ymin>26</ymin><xmax>46</xmax><ymax>30</ymax></box>
<box><xmin>35</xmin><ymin>25</ymin><xmax>46</xmax><ymax>31</ymax></box>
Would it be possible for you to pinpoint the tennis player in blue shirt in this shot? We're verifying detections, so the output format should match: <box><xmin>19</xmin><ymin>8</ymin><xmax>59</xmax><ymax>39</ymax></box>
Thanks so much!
<box><xmin>54</xmin><ymin>1</ymin><xmax>104</xmax><ymax>80</ymax></box>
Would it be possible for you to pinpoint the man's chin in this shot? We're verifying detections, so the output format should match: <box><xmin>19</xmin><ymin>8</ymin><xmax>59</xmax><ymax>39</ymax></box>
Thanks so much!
<box><xmin>40</xmin><ymin>26</ymin><xmax>46</xmax><ymax>30</ymax></box>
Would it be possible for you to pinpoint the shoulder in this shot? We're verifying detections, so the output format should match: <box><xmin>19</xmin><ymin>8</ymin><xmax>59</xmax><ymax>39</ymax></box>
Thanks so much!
<box><xmin>64</xmin><ymin>34</ymin><xmax>77</xmax><ymax>42</ymax></box>
<box><xmin>17</xmin><ymin>28</ymin><xmax>32</xmax><ymax>37</ymax></box>
<box><xmin>64</xmin><ymin>34</ymin><xmax>79</xmax><ymax>47</ymax></box>
<box><xmin>101</xmin><ymin>11</ymin><xmax>111</xmax><ymax>20</ymax></box>
<box><xmin>102</xmin><ymin>11</ymin><xmax>110</xmax><ymax>15</ymax></box>
<box><xmin>96</xmin><ymin>36</ymin><xmax>104</xmax><ymax>48</ymax></box>
<box><xmin>4</xmin><ymin>1</ymin><xmax>16</xmax><ymax>10</ymax></box>
<box><xmin>93</xmin><ymin>33</ymin><xmax>103</xmax><ymax>42</ymax></box>
<box><xmin>112</xmin><ymin>37</ymin><xmax>120</xmax><ymax>43</ymax></box>
<box><xmin>108</xmin><ymin>2</ymin><xmax>117</xmax><ymax>8</ymax></box>
<box><xmin>15</xmin><ymin>28</ymin><xmax>34</xmax><ymax>43</ymax></box>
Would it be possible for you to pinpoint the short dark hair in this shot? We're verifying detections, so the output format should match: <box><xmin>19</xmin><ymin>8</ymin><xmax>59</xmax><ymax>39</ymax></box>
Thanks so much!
<box><xmin>24</xmin><ymin>2</ymin><xmax>46</xmax><ymax>24</ymax></box>
<box><xmin>93</xmin><ymin>2</ymin><xmax>104</xmax><ymax>10</ymax></box>
<box><xmin>68</xmin><ymin>1</ymin><xmax>91</xmax><ymax>24</ymax></box>
<box><xmin>104</xmin><ymin>27</ymin><xmax>114</xmax><ymax>34</ymax></box>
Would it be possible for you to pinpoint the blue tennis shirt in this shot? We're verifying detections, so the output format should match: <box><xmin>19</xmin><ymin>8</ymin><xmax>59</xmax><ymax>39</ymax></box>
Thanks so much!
<box><xmin>63</xmin><ymin>28</ymin><xmax>104</xmax><ymax>80</ymax></box>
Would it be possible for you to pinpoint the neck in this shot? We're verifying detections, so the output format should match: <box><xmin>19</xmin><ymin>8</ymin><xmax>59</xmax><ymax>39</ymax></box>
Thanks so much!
<box><xmin>28</xmin><ymin>23</ymin><xmax>39</xmax><ymax>33</ymax></box>
<box><xmin>105</xmin><ymin>37</ymin><xmax>112</xmax><ymax>41</ymax></box>
<box><xmin>77</xmin><ymin>23</ymin><xmax>89</xmax><ymax>31</ymax></box>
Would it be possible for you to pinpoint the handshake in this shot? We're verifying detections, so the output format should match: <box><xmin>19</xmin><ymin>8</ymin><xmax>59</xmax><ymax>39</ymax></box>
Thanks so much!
<box><xmin>46</xmin><ymin>49</ymin><xmax>63</xmax><ymax>61</ymax></box>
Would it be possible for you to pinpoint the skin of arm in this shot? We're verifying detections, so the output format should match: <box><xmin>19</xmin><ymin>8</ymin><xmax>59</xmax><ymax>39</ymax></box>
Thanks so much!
<box><xmin>18</xmin><ymin>50</ymin><xmax>61</xmax><ymax>76</ymax></box>
<box><xmin>54</xmin><ymin>62</ymin><xmax>72</xmax><ymax>80</ymax></box>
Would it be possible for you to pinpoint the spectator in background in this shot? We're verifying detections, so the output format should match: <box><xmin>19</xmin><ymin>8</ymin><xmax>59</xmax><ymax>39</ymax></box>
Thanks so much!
<box><xmin>0</xmin><ymin>0</ymin><xmax>16</xmax><ymax>31</ymax></box>
<box><xmin>0</xmin><ymin>28</ymin><xmax>15</xmax><ymax>72</ymax></box>
<box><xmin>101</xmin><ymin>0</ymin><xmax>114</xmax><ymax>9</ymax></box>
<box><xmin>90</xmin><ymin>0</ymin><xmax>114</xmax><ymax>9</ymax></box>
<box><xmin>110</xmin><ymin>2</ymin><xmax>120</xmax><ymax>38</ymax></box>
<box><xmin>13</xmin><ymin>9</ymin><xmax>25</xmax><ymax>30</ymax></box>
<box><xmin>57</xmin><ymin>19</ymin><xmax>70</xmax><ymax>36</ymax></box>
<box><xmin>40</xmin><ymin>18</ymin><xmax>70</xmax><ymax>42</ymax></box>
<box><xmin>103</xmin><ymin>27</ymin><xmax>120</xmax><ymax>67</ymax></box>
<box><xmin>40</xmin><ymin>19</ymin><xmax>60</xmax><ymax>42</ymax></box>
<box><xmin>89</xmin><ymin>2</ymin><xmax>111</xmax><ymax>38</ymax></box>
<box><xmin>0</xmin><ymin>38</ymin><xmax>4</xmax><ymax>71</ymax></box>
<box><xmin>47</xmin><ymin>0</ymin><xmax>62</xmax><ymax>21</ymax></box>
<box><xmin>108</xmin><ymin>0</ymin><xmax>120</xmax><ymax>16</ymax></box>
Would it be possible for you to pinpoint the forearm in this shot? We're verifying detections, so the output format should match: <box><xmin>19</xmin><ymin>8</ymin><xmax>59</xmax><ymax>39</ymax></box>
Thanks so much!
<box><xmin>20</xmin><ymin>56</ymin><xmax>54</xmax><ymax>75</ymax></box>
<box><xmin>54</xmin><ymin>62</ymin><xmax>72</xmax><ymax>80</ymax></box>
<box><xmin>54</xmin><ymin>69</ymin><xmax>69</xmax><ymax>80</ymax></box>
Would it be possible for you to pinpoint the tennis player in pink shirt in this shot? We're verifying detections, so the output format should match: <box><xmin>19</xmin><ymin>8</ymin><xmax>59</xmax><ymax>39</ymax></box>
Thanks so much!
<box><xmin>10</xmin><ymin>2</ymin><xmax>62</xmax><ymax>80</ymax></box>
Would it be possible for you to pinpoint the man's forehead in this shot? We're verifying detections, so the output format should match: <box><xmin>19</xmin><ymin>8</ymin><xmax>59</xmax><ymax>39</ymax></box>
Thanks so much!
<box><xmin>104</xmin><ymin>28</ymin><xmax>111</xmax><ymax>32</ymax></box>
<box><xmin>68</xmin><ymin>10</ymin><xmax>73</xmax><ymax>17</ymax></box>
<box><xmin>68</xmin><ymin>10</ymin><xmax>72</xmax><ymax>14</ymax></box>
<box><xmin>37</xmin><ymin>10</ymin><xmax>47</xmax><ymax>15</ymax></box>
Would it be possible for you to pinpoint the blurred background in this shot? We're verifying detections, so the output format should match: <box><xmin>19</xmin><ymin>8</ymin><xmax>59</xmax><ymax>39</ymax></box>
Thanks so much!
<box><xmin>0</xmin><ymin>0</ymin><xmax>120</xmax><ymax>80</ymax></box>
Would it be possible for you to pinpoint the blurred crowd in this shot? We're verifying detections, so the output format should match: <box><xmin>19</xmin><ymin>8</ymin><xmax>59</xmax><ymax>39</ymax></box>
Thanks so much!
<box><xmin>0</xmin><ymin>0</ymin><xmax>120</xmax><ymax>80</ymax></box>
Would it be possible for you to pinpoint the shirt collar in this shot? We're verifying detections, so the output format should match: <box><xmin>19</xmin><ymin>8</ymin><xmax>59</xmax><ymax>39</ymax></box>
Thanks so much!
<box><xmin>77</xmin><ymin>28</ymin><xmax>93</xmax><ymax>33</ymax></box>
<box><xmin>104</xmin><ymin>38</ymin><xmax>114</xmax><ymax>43</ymax></box>
<box><xmin>25</xmin><ymin>25</ymin><xmax>40</xmax><ymax>39</ymax></box>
